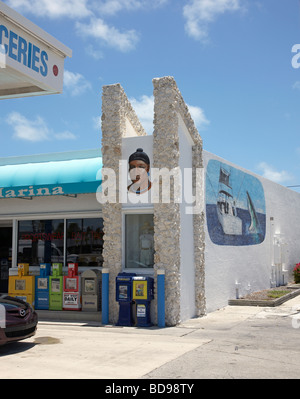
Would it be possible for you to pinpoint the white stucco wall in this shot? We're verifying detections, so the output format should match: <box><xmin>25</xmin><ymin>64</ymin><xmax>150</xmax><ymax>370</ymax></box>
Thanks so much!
<box><xmin>178</xmin><ymin>115</ymin><xmax>196</xmax><ymax>321</ymax></box>
<box><xmin>204</xmin><ymin>150</ymin><xmax>300</xmax><ymax>313</ymax></box>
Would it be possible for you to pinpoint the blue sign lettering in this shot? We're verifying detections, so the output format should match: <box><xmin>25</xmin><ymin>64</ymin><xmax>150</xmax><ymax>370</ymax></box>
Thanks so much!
<box><xmin>0</xmin><ymin>23</ymin><xmax>48</xmax><ymax>77</ymax></box>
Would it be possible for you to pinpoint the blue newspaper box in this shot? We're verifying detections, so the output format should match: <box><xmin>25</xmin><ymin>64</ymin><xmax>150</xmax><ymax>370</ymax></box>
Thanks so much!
<box><xmin>35</xmin><ymin>263</ymin><xmax>51</xmax><ymax>310</ymax></box>
<box><xmin>116</xmin><ymin>272</ymin><xmax>136</xmax><ymax>326</ymax></box>
<box><xmin>132</xmin><ymin>276</ymin><xmax>154</xmax><ymax>327</ymax></box>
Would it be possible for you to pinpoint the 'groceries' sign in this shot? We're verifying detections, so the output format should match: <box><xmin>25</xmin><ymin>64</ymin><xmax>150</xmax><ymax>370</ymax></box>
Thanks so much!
<box><xmin>0</xmin><ymin>24</ymin><xmax>49</xmax><ymax>77</ymax></box>
<box><xmin>0</xmin><ymin>2</ymin><xmax>71</xmax><ymax>97</ymax></box>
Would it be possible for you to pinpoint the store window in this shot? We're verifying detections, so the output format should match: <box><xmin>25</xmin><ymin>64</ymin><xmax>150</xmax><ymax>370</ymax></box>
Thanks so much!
<box><xmin>66</xmin><ymin>218</ymin><xmax>104</xmax><ymax>267</ymax></box>
<box><xmin>125</xmin><ymin>214</ymin><xmax>154</xmax><ymax>269</ymax></box>
<box><xmin>18</xmin><ymin>220</ymin><xmax>64</xmax><ymax>266</ymax></box>
<box><xmin>17</xmin><ymin>218</ymin><xmax>104</xmax><ymax>267</ymax></box>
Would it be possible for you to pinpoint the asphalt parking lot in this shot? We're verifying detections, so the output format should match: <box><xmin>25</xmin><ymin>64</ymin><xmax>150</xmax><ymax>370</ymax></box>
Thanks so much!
<box><xmin>1</xmin><ymin>296</ymin><xmax>300</xmax><ymax>380</ymax></box>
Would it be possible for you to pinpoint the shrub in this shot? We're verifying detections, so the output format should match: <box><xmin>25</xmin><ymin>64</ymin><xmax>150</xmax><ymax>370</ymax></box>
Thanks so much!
<box><xmin>293</xmin><ymin>263</ymin><xmax>300</xmax><ymax>284</ymax></box>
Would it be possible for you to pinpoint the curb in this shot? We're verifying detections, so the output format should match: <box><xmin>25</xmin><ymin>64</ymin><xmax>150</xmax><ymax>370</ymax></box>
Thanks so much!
<box><xmin>228</xmin><ymin>288</ymin><xmax>300</xmax><ymax>307</ymax></box>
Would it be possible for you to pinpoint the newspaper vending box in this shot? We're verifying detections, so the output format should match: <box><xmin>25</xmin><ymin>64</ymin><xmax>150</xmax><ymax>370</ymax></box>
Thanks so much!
<box><xmin>115</xmin><ymin>272</ymin><xmax>136</xmax><ymax>326</ymax></box>
<box><xmin>132</xmin><ymin>276</ymin><xmax>154</xmax><ymax>327</ymax></box>
<box><xmin>63</xmin><ymin>263</ymin><xmax>81</xmax><ymax>310</ymax></box>
<box><xmin>35</xmin><ymin>263</ymin><xmax>51</xmax><ymax>309</ymax></box>
<box><xmin>49</xmin><ymin>263</ymin><xmax>63</xmax><ymax>311</ymax></box>
<box><xmin>8</xmin><ymin>263</ymin><xmax>35</xmax><ymax>307</ymax></box>
<box><xmin>81</xmin><ymin>269</ymin><xmax>101</xmax><ymax>312</ymax></box>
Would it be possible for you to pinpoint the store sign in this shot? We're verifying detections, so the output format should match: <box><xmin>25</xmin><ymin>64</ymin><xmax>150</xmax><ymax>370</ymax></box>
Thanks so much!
<box><xmin>0</xmin><ymin>24</ymin><xmax>49</xmax><ymax>77</ymax></box>
<box><xmin>0</xmin><ymin>185</ymin><xmax>64</xmax><ymax>198</ymax></box>
<box><xmin>0</xmin><ymin>2</ymin><xmax>71</xmax><ymax>98</ymax></box>
<box><xmin>0</xmin><ymin>181</ymin><xmax>99</xmax><ymax>199</ymax></box>
<box><xmin>0</xmin><ymin>18</ymin><xmax>64</xmax><ymax>93</ymax></box>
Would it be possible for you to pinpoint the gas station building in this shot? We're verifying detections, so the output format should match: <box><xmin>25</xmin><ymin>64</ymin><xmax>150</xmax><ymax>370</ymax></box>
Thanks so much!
<box><xmin>2</xmin><ymin>2</ymin><xmax>300</xmax><ymax>327</ymax></box>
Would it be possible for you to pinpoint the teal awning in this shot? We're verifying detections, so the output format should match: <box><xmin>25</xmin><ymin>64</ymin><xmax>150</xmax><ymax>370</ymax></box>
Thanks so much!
<box><xmin>0</xmin><ymin>157</ymin><xmax>102</xmax><ymax>199</ymax></box>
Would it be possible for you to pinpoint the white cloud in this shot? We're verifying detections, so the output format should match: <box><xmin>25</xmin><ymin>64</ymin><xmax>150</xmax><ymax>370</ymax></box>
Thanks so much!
<box><xmin>6</xmin><ymin>112</ymin><xmax>50</xmax><ymax>142</ymax></box>
<box><xmin>257</xmin><ymin>162</ymin><xmax>293</xmax><ymax>184</ymax></box>
<box><xmin>76</xmin><ymin>18</ymin><xmax>138</xmax><ymax>52</ymax></box>
<box><xmin>93</xmin><ymin>116</ymin><xmax>102</xmax><ymax>131</ymax></box>
<box><xmin>129</xmin><ymin>95</ymin><xmax>209</xmax><ymax>135</ymax></box>
<box><xmin>6</xmin><ymin>0</ymin><xmax>92</xmax><ymax>19</ymax></box>
<box><xmin>292</xmin><ymin>81</ymin><xmax>300</xmax><ymax>90</ymax></box>
<box><xmin>63</xmin><ymin>70</ymin><xmax>92</xmax><ymax>96</ymax></box>
<box><xmin>129</xmin><ymin>95</ymin><xmax>154</xmax><ymax>134</ymax></box>
<box><xmin>85</xmin><ymin>45</ymin><xmax>104</xmax><ymax>60</ymax></box>
<box><xmin>7</xmin><ymin>0</ymin><xmax>168</xmax><ymax>19</ymax></box>
<box><xmin>6</xmin><ymin>112</ymin><xmax>76</xmax><ymax>142</ymax></box>
<box><xmin>76</xmin><ymin>18</ymin><xmax>139</xmax><ymax>52</ymax></box>
<box><xmin>183</xmin><ymin>0</ymin><xmax>243</xmax><ymax>42</ymax></box>
<box><xmin>54</xmin><ymin>131</ymin><xmax>77</xmax><ymax>140</ymax></box>
<box><xmin>187</xmin><ymin>103</ymin><xmax>210</xmax><ymax>129</ymax></box>
<box><xmin>93</xmin><ymin>0</ymin><xmax>168</xmax><ymax>16</ymax></box>
<box><xmin>6</xmin><ymin>0</ymin><xmax>167</xmax><ymax>54</ymax></box>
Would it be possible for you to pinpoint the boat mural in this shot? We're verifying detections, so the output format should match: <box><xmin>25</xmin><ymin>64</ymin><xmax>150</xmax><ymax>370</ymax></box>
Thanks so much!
<box><xmin>217</xmin><ymin>167</ymin><xmax>242</xmax><ymax>236</ymax></box>
<box><xmin>206</xmin><ymin>160</ymin><xmax>266</xmax><ymax>246</ymax></box>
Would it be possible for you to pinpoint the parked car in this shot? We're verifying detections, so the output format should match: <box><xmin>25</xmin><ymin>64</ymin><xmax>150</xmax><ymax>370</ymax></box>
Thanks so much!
<box><xmin>0</xmin><ymin>295</ymin><xmax>38</xmax><ymax>345</ymax></box>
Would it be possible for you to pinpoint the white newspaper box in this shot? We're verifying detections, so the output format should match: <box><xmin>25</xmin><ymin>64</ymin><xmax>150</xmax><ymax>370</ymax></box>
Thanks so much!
<box><xmin>81</xmin><ymin>269</ymin><xmax>102</xmax><ymax>312</ymax></box>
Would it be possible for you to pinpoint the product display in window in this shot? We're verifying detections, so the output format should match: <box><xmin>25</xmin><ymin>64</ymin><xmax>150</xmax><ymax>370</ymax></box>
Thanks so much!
<box><xmin>125</xmin><ymin>214</ymin><xmax>154</xmax><ymax>269</ymax></box>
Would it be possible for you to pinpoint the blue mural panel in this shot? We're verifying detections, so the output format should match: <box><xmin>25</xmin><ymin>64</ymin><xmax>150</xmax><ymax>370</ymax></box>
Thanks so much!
<box><xmin>206</xmin><ymin>160</ymin><xmax>266</xmax><ymax>246</ymax></box>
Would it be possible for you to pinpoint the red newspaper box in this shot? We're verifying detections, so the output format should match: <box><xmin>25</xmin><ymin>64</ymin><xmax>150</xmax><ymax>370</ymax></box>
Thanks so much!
<box><xmin>63</xmin><ymin>263</ymin><xmax>81</xmax><ymax>310</ymax></box>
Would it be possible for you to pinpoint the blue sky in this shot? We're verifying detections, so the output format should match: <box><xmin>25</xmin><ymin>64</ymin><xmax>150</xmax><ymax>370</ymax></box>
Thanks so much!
<box><xmin>1</xmin><ymin>0</ymin><xmax>300</xmax><ymax>190</ymax></box>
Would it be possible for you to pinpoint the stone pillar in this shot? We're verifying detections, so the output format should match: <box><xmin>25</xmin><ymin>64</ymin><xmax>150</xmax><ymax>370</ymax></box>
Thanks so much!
<box><xmin>101</xmin><ymin>77</ymin><xmax>205</xmax><ymax>326</ymax></box>
<box><xmin>101</xmin><ymin>83</ymin><xmax>146</xmax><ymax>324</ymax></box>
<box><xmin>152</xmin><ymin>76</ymin><xmax>206</xmax><ymax>325</ymax></box>
<box><xmin>153</xmin><ymin>77</ymin><xmax>181</xmax><ymax>326</ymax></box>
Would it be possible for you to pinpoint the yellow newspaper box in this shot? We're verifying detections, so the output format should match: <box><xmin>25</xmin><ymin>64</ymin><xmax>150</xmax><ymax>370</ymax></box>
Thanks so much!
<box><xmin>9</xmin><ymin>263</ymin><xmax>35</xmax><ymax>307</ymax></box>
<box><xmin>132</xmin><ymin>279</ymin><xmax>148</xmax><ymax>300</ymax></box>
<box><xmin>132</xmin><ymin>277</ymin><xmax>154</xmax><ymax>327</ymax></box>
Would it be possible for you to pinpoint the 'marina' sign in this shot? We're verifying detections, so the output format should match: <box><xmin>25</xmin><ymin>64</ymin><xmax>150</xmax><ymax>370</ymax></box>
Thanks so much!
<box><xmin>0</xmin><ymin>186</ymin><xmax>64</xmax><ymax>199</ymax></box>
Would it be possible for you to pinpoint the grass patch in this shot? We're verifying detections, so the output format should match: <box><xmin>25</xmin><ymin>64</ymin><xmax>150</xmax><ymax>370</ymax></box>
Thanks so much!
<box><xmin>267</xmin><ymin>290</ymin><xmax>289</xmax><ymax>299</ymax></box>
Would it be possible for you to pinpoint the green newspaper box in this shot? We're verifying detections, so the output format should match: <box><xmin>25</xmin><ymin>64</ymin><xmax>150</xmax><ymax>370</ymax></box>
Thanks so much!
<box><xmin>49</xmin><ymin>263</ymin><xmax>63</xmax><ymax>311</ymax></box>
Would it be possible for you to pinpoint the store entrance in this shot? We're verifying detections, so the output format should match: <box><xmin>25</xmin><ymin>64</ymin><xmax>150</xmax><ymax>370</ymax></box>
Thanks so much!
<box><xmin>0</xmin><ymin>226</ymin><xmax>12</xmax><ymax>294</ymax></box>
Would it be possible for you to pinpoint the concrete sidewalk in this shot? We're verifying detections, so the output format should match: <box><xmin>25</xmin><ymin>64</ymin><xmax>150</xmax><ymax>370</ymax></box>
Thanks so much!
<box><xmin>1</xmin><ymin>297</ymin><xmax>300</xmax><ymax>379</ymax></box>
<box><xmin>146</xmin><ymin>296</ymin><xmax>300</xmax><ymax>379</ymax></box>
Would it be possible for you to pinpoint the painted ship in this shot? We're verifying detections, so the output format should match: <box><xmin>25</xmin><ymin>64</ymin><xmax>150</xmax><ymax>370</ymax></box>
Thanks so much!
<box><xmin>217</xmin><ymin>167</ymin><xmax>242</xmax><ymax>235</ymax></box>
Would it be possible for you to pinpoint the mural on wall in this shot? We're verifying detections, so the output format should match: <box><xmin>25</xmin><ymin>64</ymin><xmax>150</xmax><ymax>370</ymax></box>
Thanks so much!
<box><xmin>206</xmin><ymin>159</ymin><xmax>266</xmax><ymax>246</ymax></box>
<box><xmin>122</xmin><ymin>135</ymin><xmax>153</xmax><ymax>207</ymax></box>
<box><xmin>127</xmin><ymin>148</ymin><xmax>152</xmax><ymax>195</ymax></box>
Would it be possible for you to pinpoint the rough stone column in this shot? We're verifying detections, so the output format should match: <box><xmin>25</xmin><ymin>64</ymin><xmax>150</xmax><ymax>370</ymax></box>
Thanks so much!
<box><xmin>192</xmin><ymin>142</ymin><xmax>206</xmax><ymax>316</ymax></box>
<box><xmin>153</xmin><ymin>76</ymin><xmax>206</xmax><ymax>325</ymax></box>
<box><xmin>101</xmin><ymin>84</ymin><xmax>123</xmax><ymax>324</ymax></box>
<box><xmin>101</xmin><ymin>83</ymin><xmax>146</xmax><ymax>324</ymax></box>
<box><xmin>153</xmin><ymin>77</ymin><xmax>181</xmax><ymax>326</ymax></box>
